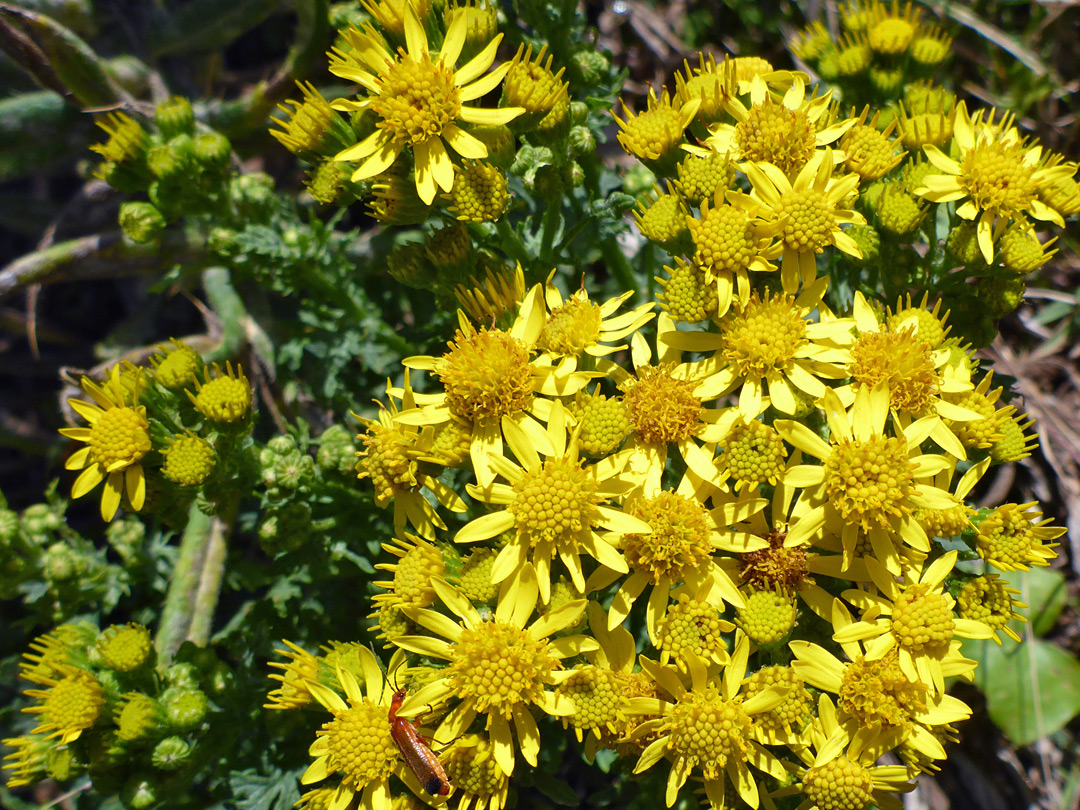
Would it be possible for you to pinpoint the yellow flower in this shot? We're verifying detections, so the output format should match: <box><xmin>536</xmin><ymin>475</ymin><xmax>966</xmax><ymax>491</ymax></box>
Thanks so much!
<box><xmin>700</xmin><ymin>76</ymin><xmax>853</xmax><ymax>177</ymax></box>
<box><xmin>790</xmin><ymin>605</ymin><xmax>974</xmax><ymax>768</ymax></box>
<box><xmin>330</xmin><ymin>6</ymin><xmax>523</xmax><ymax>204</ymax></box>
<box><xmin>614</xmin><ymin>88</ymin><xmax>699</xmax><ymax>163</ymax></box>
<box><xmin>596</xmin><ymin>482</ymin><xmax>762</xmax><ymax>636</ymax></box>
<box><xmin>356</xmin><ymin>374</ymin><xmax>467</xmax><ymax>539</ymax></box>
<box><xmin>265</xmin><ymin>640</ymin><xmax>321</xmax><ymax>710</ymax></box>
<box><xmin>441</xmin><ymin>733</ymin><xmax>509</xmax><ymax>810</ymax></box>
<box><xmin>188</xmin><ymin>362</ymin><xmax>252</xmax><ymax>423</ymax></box>
<box><xmin>835</xmin><ymin>291</ymin><xmax>983</xmax><ymax>460</ymax></box>
<box><xmin>770</xmin><ymin>693</ymin><xmax>915</xmax><ymax>810</ymax></box>
<box><xmin>742</xmin><ymin>148</ymin><xmax>865</xmax><ymax>293</ymax></box>
<box><xmin>554</xmin><ymin>603</ymin><xmax>650</xmax><ymax>757</ymax></box>
<box><xmin>975</xmin><ymin>502</ymin><xmax>1063</xmax><ymax>572</ymax></box>
<box><xmin>663</xmin><ymin>277</ymin><xmax>853</xmax><ymax>417</ymax></box>
<box><xmin>395</xmin><ymin>284</ymin><xmax>598</xmax><ymax>487</ymax></box>
<box><xmin>454</xmin><ymin>400</ymin><xmax>648</xmax><ymax>601</ymax></box>
<box><xmin>776</xmin><ymin>384</ymin><xmax>960</xmax><ymax>572</ymax></box>
<box><xmin>625</xmin><ymin>637</ymin><xmax>789</xmax><ymax>809</ymax></box>
<box><xmin>957</xmin><ymin>574</ymin><xmax>1027</xmax><ymax>645</ymax></box>
<box><xmin>536</xmin><ymin>277</ymin><xmax>655</xmax><ymax>361</ymax></box>
<box><xmin>59</xmin><ymin>365</ymin><xmax>151</xmax><ymax>521</ymax></box>
<box><xmin>833</xmin><ymin>551</ymin><xmax>992</xmax><ymax>694</ymax></box>
<box><xmin>300</xmin><ymin>649</ymin><xmax>435</xmax><ymax>810</ymax></box>
<box><xmin>597</xmin><ymin>314</ymin><xmax>736</xmax><ymax>494</ymax></box>
<box><xmin>22</xmin><ymin>667</ymin><xmax>105</xmax><ymax>745</ymax></box>
<box><xmin>914</xmin><ymin>101</ymin><xmax>1073</xmax><ymax>262</ymax></box>
<box><xmin>372</xmin><ymin>533</ymin><xmax>448</xmax><ymax>610</ymax></box>
<box><xmin>394</xmin><ymin>569</ymin><xmax>597</xmax><ymax>777</ymax></box>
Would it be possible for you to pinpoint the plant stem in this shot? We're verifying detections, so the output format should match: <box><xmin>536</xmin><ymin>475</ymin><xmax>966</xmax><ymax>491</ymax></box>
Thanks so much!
<box><xmin>155</xmin><ymin>502</ymin><xmax>233</xmax><ymax>661</ymax></box>
<box><xmin>539</xmin><ymin>200</ymin><xmax>561</xmax><ymax>265</ymax></box>
<box><xmin>186</xmin><ymin>516</ymin><xmax>229</xmax><ymax>647</ymax></box>
<box><xmin>601</xmin><ymin>237</ymin><xmax>639</xmax><ymax>303</ymax></box>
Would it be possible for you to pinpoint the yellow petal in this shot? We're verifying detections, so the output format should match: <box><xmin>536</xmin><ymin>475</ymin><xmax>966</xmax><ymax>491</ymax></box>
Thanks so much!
<box><xmin>71</xmin><ymin>463</ymin><xmax>104</xmax><ymax>499</ymax></box>
<box><xmin>443</xmin><ymin>123</ymin><xmax>488</xmax><ymax>160</ymax></box>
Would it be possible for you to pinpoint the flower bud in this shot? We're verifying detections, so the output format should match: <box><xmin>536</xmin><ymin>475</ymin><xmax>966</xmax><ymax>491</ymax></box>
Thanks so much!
<box><xmin>571</xmin><ymin>50</ymin><xmax>609</xmax><ymax>84</ymax></box>
<box><xmin>155</xmin><ymin>97</ymin><xmax>195</xmax><ymax>139</ymax></box>
<box><xmin>162</xmin><ymin>688</ymin><xmax>210</xmax><ymax>731</ymax></box>
<box><xmin>193</xmin><ymin>131</ymin><xmax>231</xmax><ymax>169</ymax></box>
<box><xmin>151</xmin><ymin>736</ymin><xmax>194</xmax><ymax>771</ymax></box>
<box><xmin>121</xmin><ymin>775</ymin><xmax>160</xmax><ymax>810</ymax></box>
<box><xmin>316</xmin><ymin>425</ymin><xmax>358</xmax><ymax>477</ymax></box>
<box><xmin>568</xmin><ymin>125</ymin><xmax>595</xmax><ymax>157</ymax></box>
<box><xmin>119</xmin><ymin>201</ymin><xmax>167</xmax><ymax>243</ymax></box>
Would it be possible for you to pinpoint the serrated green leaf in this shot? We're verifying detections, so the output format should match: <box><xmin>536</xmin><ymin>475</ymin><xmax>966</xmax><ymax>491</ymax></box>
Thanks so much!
<box><xmin>230</xmin><ymin>767</ymin><xmax>303</xmax><ymax>810</ymax></box>
<box><xmin>963</xmin><ymin>635</ymin><xmax>1080</xmax><ymax>745</ymax></box>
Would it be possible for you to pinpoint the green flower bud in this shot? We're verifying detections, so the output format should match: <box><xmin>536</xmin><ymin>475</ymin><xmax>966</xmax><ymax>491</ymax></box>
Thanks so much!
<box><xmin>0</xmin><ymin>508</ymin><xmax>18</xmax><ymax>544</ymax></box>
<box><xmin>21</xmin><ymin>502</ymin><xmax>62</xmax><ymax>540</ymax></box>
<box><xmin>193</xmin><ymin>131</ymin><xmax>231</xmax><ymax>169</ymax></box>
<box><xmin>151</xmin><ymin>736</ymin><xmax>194</xmax><ymax>771</ymax></box>
<box><xmin>162</xmin><ymin>688</ymin><xmax>210</xmax><ymax>731</ymax></box>
<box><xmin>258</xmin><ymin>502</ymin><xmax>312</xmax><ymax>556</ymax></box>
<box><xmin>121</xmin><ymin>775</ymin><xmax>160</xmax><ymax>810</ymax></box>
<box><xmin>568</xmin><ymin>125</ymin><xmax>596</xmax><ymax>157</ymax></box>
<box><xmin>106</xmin><ymin>517</ymin><xmax>145</xmax><ymax>562</ymax></box>
<box><xmin>155</xmin><ymin>97</ymin><xmax>195</xmax><ymax>139</ymax></box>
<box><xmin>147</xmin><ymin>142</ymin><xmax>184</xmax><ymax>179</ymax></box>
<box><xmin>316</xmin><ymin>425</ymin><xmax>358</xmax><ymax>477</ymax></box>
<box><xmin>46</xmin><ymin>745</ymin><xmax>83</xmax><ymax>782</ymax></box>
<box><xmin>306</xmin><ymin>159</ymin><xmax>350</xmax><ymax>205</ymax></box>
<box><xmin>43</xmin><ymin>542</ymin><xmax>83</xmax><ymax>582</ymax></box>
<box><xmin>569</xmin><ymin>101</ymin><xmax>589</xmax><ymax>127</ymax></box>
<box><xmin>387</xmin><ymin>242</ymin><xmax>434</xmax><ymax>289</ymax></box>
<box><xmin>119</xmin><ymin>201</ymin><xmax>167</xmax><ymax>243</ymax></box>
<box><xmin>164</xmin><ymin>662</ymin><xmax>201</xmax><ymax>690</ymax></box>
<box><xmin>572</xmin><ymin>50</ymin><xmax>609</xmax><ymax>84</ymax></box>
<box><xmin>562</xmin><ymin>161</ymin><xmax>585</xmax><ymax>188</ymax></box>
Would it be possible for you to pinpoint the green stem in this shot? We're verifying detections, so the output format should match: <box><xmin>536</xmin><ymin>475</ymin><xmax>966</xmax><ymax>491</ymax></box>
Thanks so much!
<box><xmin>601</xmin><ymin>238</ymin><xmax>639</xmax><ymax>303</ymax></box>
<box><xmin>0</xmin><ymin>229</ymin><xmax>203</xmax><ymax>304</ymax></box>
<box><xmin>496</xmin><ymin>217</ymin><xmax>531</xmax><ymax>268</ymax></box>
<box><xmin>155</xmin><ymin>505</ymin><xmax>213</xmax><ymax>662</ymax></box>
<box><xmin>538</xmin><ymin>200</ymin><xmax>561</xmax><ymax>265</ymax></box>
<box><xmin>201</xmin><ymin>267</ymin><xmax>247</xmax><ymax>363</ymax></box>
<box><xmin>185</xmin><ymin>515</ymin><xmax>229</xmax><ymax>647</ymax></box>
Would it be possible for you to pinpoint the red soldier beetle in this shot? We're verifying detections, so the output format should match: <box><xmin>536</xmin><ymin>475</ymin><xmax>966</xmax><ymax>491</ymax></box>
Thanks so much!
<box><xmin>388</xmin><ymin>686</ymin><xmax>451</xmax><ymax>796</ymax></box>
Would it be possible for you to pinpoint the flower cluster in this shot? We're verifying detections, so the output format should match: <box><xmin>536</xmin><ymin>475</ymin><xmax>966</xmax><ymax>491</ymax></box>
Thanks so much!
<box><xmin>240</xmin><ymin>9</ymin><xmax>1077</xmax><ymax>810</ymax></box>
<box><xmin>790</xmin><ymin>0</ymin><xmax>954</xmax><ymax>107</ymax></box>
<box><xmin>58</xmin><ymin>343</ymin><xmax>253</xmax><ymax>522</ymax></box>
<box><xmin>3</xmin><ymin>623</ymin><xmax>219</xmax><ymax>806</ymax></box>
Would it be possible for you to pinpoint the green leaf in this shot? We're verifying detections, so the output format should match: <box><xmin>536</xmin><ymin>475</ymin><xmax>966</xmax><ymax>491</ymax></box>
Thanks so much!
<box><xmin>230</xmin><ymin>767</ymin><xmax>303</xmax><ymax>810</ymax></box>
<box><xmin>534</xmin><ymin>775</ymin><xmax>580</xmax><ymax>806</ymax></box>
<box><xmin>963</xmin><ymin>635</ymin><xmax>1080</xmax><ymax>745</ymax></box>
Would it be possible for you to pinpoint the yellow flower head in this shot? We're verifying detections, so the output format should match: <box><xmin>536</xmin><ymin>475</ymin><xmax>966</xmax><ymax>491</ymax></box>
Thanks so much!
<box><xmin>266</xmin><ymin>640</ymin><xmax>321</xmax><ymax>710</ymax></box>
<box><xmin>22</xmin><ymin>668</ymin><xmax>105</xmax><ymax>745</ymax></box>
<box><xmin>915</xmin><ymin>101</ymin><xmax>1073</xmax><ymax>262</ymax></box>
<box><xmin>447</xmin><ymin>161</ymin><xmax>508</xmax><ymax>222</ymax></box>
<box><xmin>151</xmin><ymin>338</ymin><xmax>202</xmax><ymax>389</ymax></box>
<box><xmin>441</xmin><ymin>734</ymin><xmax>509</xmax><ymax>810</ymax></box>
<box><xmin>626</xmin><ymin>638</ymin><xmax>790</xmax><ymax>809</ymax></box>
<box><xmin>300</xmin><ymin>649</ymin><xmax>436</xmax><ymax>810</ymax></box>
<box><xmin>331</xmin><ymin>6</ymin><xmax>523</xmax><ymax>204</ymax></box>
<box><xmin>743</xmin><ymin>148</ymin><xmax>866</xmax><ymax>292</ymax></box>
<box><xmin>59</xmin><ymin>365</ymin><xmax>151</xmax><ymax>521</ymax></box>
<box><xmin>96</xmin><ymin>623</ymin><xmax>153</xmax><ymax>672</ymax></box>
<box><xmin>189</xmin><ymin>362</ymin><xmax>252</xmax><ymax>424</ymax></box>
<box><xmin>673</xmin><ymin>52</ymin><xmax>735</xmax><ymax>123</ymax></box>
<box><xmin>394</xmin><ymin>569</ymin><xmax>597</xmax><ymax>777</ymax></box>
<box><xmin>614</xmin><ymin>88</ymin><xmax>699</xmax><ymax>163</ymax></box>
<box><xmin>701</xmin><ymin>76</ymin><xmax>852</xmax><ymax>178</ymax></box>
<box><xmin>975</xmin><ymin>502</ymin><xmax>1063</xmax><ymax>572</ymax></box>
<box><xmin>454</xmin><ymin>400</ymin><xmax>645</xmax><ymax>600</ymax></box>
<box><xmin>162</xmin><ymin>433</ymin><xmax>216</xmax><ymax>486</ymax></box>
<box><xmin>271</xmin><ymin>82</ymin><xmax>346</xmax><ymax>155</ymax></box>
<box><xmin>501</xmin><ymin>44</ymin><xmax>569</xmax><ymax>126</ymax></box>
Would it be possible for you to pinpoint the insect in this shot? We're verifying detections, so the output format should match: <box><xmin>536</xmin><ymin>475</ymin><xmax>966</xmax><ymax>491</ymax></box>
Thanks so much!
<box><xmin>388</xmin><ymin>687</ymin><xmax>451</xmax><ymax>796</ymax></box>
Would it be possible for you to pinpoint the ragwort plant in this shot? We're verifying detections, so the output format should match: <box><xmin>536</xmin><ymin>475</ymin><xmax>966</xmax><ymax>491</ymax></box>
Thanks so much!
<box><xmin>2</xmin><ymin>0</ymin><xmax>1079</xmax><ymax>809</ymax></box>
